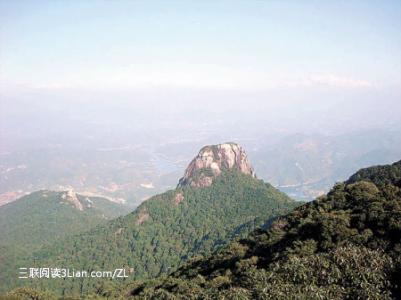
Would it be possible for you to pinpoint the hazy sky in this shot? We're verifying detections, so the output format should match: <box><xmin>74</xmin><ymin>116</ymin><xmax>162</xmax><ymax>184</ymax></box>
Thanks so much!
<box><xmin>1</xmin><ymin>0</ymin><xmax>401</xmax><ymax>143</ymax></box>
<box><xmin>1</xmin><ymin>0</ymin><xmax>400</xmax><ymax>92</ymax></box>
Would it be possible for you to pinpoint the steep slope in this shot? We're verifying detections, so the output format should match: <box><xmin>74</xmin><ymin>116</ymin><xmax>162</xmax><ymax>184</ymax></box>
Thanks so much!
<box><xmin>0</xmin><ymin>190</ymin><xmax>130</xmax><ymax>293</ymax></box>
<box><xmin>11</xmin><ymin>143</ymin><xmax>297</xmax><ymax>296</ymax></box>
<box><xmin>129</xmin><ymin>160</ymin><xmax>401</xmax><ymax>299</ymax></box>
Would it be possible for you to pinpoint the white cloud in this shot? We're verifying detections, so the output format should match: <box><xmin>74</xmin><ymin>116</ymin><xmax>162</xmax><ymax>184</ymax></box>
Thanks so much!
<box><xmin>304</xmin><ymin>74</ymin><xmax>376</xmax><ymax>88</ymax></box>
<box><xmin>6</xmin><ymin>62</ymin><xmax>377</xmax><ymax>91</ymax></box>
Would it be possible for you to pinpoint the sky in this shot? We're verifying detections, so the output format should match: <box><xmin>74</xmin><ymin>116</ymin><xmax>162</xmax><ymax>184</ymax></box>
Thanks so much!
<box><xmin>0</xmin><ymin>0</ymin><xmax>401</xmax><ymax>144</ymax></box>
<box><xmin>1</xmin><ymin>0</ymin><xmax>400</xmax><ymax>92</ymax></box>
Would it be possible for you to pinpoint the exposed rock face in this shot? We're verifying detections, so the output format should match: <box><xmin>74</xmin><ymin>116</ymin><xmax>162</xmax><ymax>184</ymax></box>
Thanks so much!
<box><xmin>61</xmin><ymin>190</ymin><xmax>83</xmax><ymax>211</ymax></box>
<box><xmin>178</xmin><ymin>142</ymin><xmax>255</xmax><ymax>188</ymax></box>
<box><xmin>135</xmin><ymin>211</ymin><xmax>150</xmax><ymax>225</ymax></box>
<box><xmin>174</xmin><ymin>192</ymin><xmax>184</xmax><ymax>205</ymax></box>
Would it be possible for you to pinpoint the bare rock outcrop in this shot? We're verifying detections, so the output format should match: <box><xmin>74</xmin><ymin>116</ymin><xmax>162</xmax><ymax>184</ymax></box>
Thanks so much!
<box><xmin>61</xmin><ymin>190</ymin><xmax>83</xmax><ymax>211</ymax></box>
<box><xmin>178</xmin><ymin>142</ymin><xmax>255</xmax><ymax>188</ymax></box>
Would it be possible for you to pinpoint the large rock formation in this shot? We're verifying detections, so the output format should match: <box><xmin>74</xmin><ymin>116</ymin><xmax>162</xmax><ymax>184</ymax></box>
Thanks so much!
<box><xmin>178</xmin><ymin>142</ymin><xmax>255</xmax><ymax>188</ymax></box>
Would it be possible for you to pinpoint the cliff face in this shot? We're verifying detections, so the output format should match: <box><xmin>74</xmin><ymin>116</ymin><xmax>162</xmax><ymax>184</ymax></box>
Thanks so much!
<box><xmin>178</xmin><ymin>142</ymin><xmax>255</xmax><ymax>188</ymax></box>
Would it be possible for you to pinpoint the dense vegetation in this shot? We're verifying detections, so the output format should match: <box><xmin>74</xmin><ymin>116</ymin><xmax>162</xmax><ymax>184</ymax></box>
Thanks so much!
<box><xmin>9</xmin><ymin>171</ymin><xmax>296</xmax><ymax>297</ymax></box>
<box><xmin>5</xmin><ymin>160</ymin><xmax>400</xmax><ymax>299</ymax></box>
<box><xmin>127</xmin><ymin>160</ymin><xmax>401</xmax><ymax>299</ymax></box>
<box><xmin>0</xmin><ymin>191</ymin><xmax>130</xmax><ymax>293</ymax></box>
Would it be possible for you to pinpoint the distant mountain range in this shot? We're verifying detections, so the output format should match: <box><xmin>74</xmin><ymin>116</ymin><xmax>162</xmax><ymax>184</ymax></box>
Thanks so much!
<box><xmin>2</xmin><ymin>129</ymin><xmax>401</xmax><ymax>206</ymax></box>
<box><xmin>250</xmin><ymin>130</ymin><xmax>401</xmax><ymax>200</ymax></box>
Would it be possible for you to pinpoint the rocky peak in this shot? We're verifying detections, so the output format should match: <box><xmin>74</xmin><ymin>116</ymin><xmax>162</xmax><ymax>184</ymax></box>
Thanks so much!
<box><xmin>178</xmin><ymin>142</ymin><xmax>255</xmax><ymax>188</ymax></box>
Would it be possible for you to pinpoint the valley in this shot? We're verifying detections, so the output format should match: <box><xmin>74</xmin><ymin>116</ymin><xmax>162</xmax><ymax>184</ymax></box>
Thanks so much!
<box><xmin>2</xmin><ymin>129</ymin><xmax>401</xmax><ymax>207</ymax></box>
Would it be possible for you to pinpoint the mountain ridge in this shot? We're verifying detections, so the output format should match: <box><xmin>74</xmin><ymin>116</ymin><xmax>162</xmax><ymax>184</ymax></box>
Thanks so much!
<box><xmin>128</xmin><ymin>160</ymin><xmax>401</xmax><ymax>299</ymax></box>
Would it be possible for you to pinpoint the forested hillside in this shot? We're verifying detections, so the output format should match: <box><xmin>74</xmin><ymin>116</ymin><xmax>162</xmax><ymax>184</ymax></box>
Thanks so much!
<box><xmin>128</xmin><ymin>160</ymin><xmax>401</xmax><ymax>299</ymax></box>
<box><xmin>0</xmin><ymin>190</ymin><xmax>129</xmax><ymax>293</ymax></box>
<box><xmin>10</xmin><ymin>171</ymin><xmax>296</xmax><ymax>297</ymax></box>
